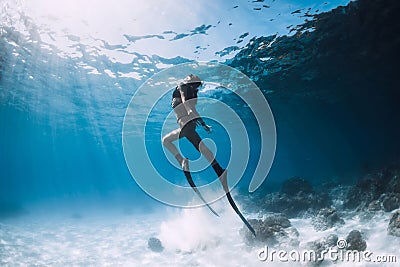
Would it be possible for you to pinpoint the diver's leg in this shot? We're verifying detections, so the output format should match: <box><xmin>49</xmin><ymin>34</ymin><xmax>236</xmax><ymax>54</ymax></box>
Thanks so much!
<box><xmin>199</xmin><ymin>142</ymin><xmax>229</xmax><ymax>192</ymax></box>
<box><xmin>185</xmin><ymin>126</ymin><xmax>229</xmax><ymax>193</ymax></box>
<box><xmin>182</xmin><ymin>123</ymin><xmax>215</xmax><ymax>162</ymax></box>
<box><xmin>162</xmin><ymin>128</ymin><xmax>184</xmax><ymax>164</ymax></box>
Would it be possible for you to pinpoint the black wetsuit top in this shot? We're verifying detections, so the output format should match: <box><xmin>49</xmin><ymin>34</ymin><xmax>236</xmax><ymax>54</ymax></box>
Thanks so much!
<box><xmin>171</xmin><ymin>85</ymin><xmax>198</xmax><ymax>108</ymax></box>
<box><xmin>171</xmin><ymin>85</ymin><xmax>202</xmax><ymax>149</ymax></box>
<box><xmin>171</xmin><ymin>87</ymin><xmax>182</xmax><ymax>109</ymax></box>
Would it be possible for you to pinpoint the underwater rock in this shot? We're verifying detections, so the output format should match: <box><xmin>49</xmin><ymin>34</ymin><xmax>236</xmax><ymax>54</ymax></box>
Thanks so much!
<box><xmin>387</xmin><ymin>210</ymin><xmax>400</xmax><ymax>237</ymax></box>
<box><xmin>367</xmin><ymin>200</ymin><xmax>382</xmax><ymax>211</ymax></box>
<box><xmin>328</xmin><ymin>184</ymin><xmax>352</xmax><ymax>210</ymax></box>
<box><xmin>263</xmin><ymin>191</ymin><xmax>331</xmax><ymax>218</ymax></box>
<box><xmin>247</xmin><ymin>167</ymin><xmax>400</xmax><ymax>217</ymax></box>
<box><xmin>241</xmin><ymin>213</ymin><xmax>299</xmax><ymax>247</ymax></box>
<box><xmin>364</xmin><ymin>192</ymin><xmax>400</xmax><ymax>212</ymax></box>
<box><xmin>344</xmin><ymin>166</ymin><xmax>400</xmax><ymax>212</ymax></box>
<box><xmin>305</xmin><ymin>234</ymin><xmax>338</xmax><ymax>266</ymax></box>
<box><xmin>262</xmin><ymin>213</ymin><xmax>291</xmax><ymax>228</ymax></box>
<box><xmin>251</xmin><ymin>176</ymin><xmax>332</xmax><ymax>218</ymax></box>
<box><xmin>281</xmin><ymin>177</ymin><xmax>313</xmax><ymax>195</ymax></box>
<box><xmin>147</xmin><ymin>237</ymin><xmax>164</xmax><ymax>252</ymax></box>
<box><xmin>388</xmin><ymin>174</ymin><xmax>400</xmax><ymax>194</ymax></box>
<box><xmin>380</xmin><ymin>193</ymin><xmax>400</xmax><ymax>212</ymax></box>
<box><xmin>311</xmin><ymin>208</ymin><xmax>345</xmax><ymax>231</ymax></box>
<box><xmin>344</xmin><ymin>176</ymin><xmax>385</xmax><ymax>211</ymax></box>
<box><xmin>241</xmin><ymin>178</ymin><xmax>332</xmax><ymax>218</ymax></box>
<box><xmin>345</xmin><ymin>230</ymin><xmax>367</xmax><ymax>251</ymax></box>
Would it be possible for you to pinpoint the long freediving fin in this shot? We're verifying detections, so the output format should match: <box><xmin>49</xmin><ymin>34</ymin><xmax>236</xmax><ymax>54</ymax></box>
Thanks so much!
<box><xmin>183</xmin><ymin>170</ymin><xmax>220</xmax><ymax>217</ymax></box>
<box><xmin>225</xmin><ymin>191</ymin><xmax>256</xmax><ymax>237</ymax></box>
<box><xmin>219</xmin><ymin>170</ymin><xmax>256</xmax><ymax>237</ymax></box>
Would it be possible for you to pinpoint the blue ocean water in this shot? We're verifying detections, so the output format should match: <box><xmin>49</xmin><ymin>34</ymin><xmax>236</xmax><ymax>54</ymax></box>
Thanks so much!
<box><xmin>0</xmin><ymin>0</ymin><xmax>350</xmax><ymax>208</ymax></box>
<box><xmin>1</xmin><ymin>0</ymin><xmax>400</xmax><ymax>266</ymax></box>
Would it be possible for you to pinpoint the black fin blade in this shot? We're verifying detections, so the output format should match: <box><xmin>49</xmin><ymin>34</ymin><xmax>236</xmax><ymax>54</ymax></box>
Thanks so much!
<box><xmin>184</xmin><ymin>170</ymin><xmax>219</xmax><ymax>217</ymax></box>
<box><xmin>226</xmin><ymin>192</ymin><xmax>256</xmax><ymax>237</ymax></box>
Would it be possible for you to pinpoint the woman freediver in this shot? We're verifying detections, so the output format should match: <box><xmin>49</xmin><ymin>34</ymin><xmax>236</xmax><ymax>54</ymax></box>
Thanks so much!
<box><xmin>162</xmin><ymin>74</ymin><xmax>256</xmax><ymax>236</ymax></box>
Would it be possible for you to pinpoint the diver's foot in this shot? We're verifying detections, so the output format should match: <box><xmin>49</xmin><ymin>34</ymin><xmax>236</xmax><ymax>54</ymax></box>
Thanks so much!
<box><xmin>182</xmin><ymin>158</ymin><xmax>189</xmax><ymax>172</ymax></box>
<box><xmin>219</xmin><ymin>170</ymin><xmax>229</xmax><ymax>193</ymax></box>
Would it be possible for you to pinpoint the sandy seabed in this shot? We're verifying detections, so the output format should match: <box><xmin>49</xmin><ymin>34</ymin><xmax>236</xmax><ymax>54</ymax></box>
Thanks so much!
<box><xmin>1</xmin><ymin>201</ymin><xmax>399</xmax><ymax>267</ymax></box>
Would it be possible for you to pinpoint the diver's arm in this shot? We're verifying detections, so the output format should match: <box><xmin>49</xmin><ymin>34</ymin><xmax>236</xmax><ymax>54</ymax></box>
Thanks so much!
<box><xmin>194</xmin><ymin>115</ymin><xmax>211</xmax><ymax>132</ymax></box>
<box><xmin>192</xmin><ymin>110</ymin><xmax>211</xmax><ymax>133</ymax></box>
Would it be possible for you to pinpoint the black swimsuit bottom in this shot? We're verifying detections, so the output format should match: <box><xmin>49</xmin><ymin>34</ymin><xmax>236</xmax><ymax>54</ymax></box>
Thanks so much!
<box><xmin>179</xmin><ymin>120</ymin><xmax>202</xmax><ymax>151</ymax></box>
